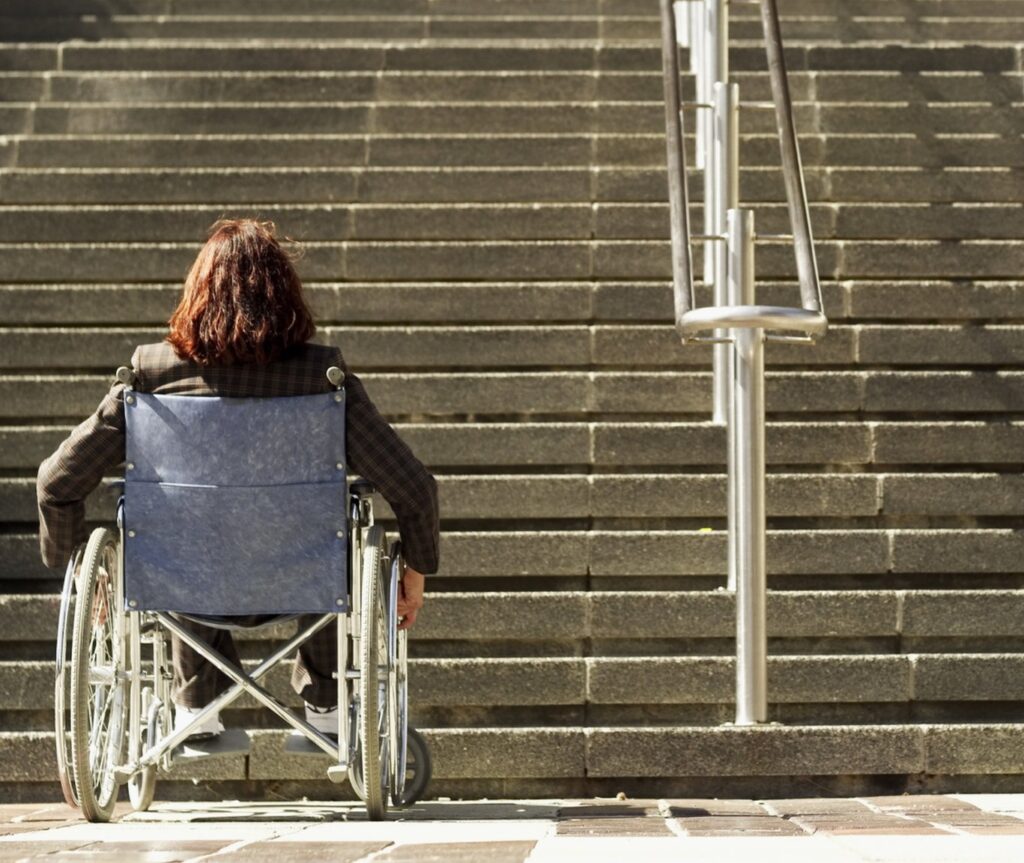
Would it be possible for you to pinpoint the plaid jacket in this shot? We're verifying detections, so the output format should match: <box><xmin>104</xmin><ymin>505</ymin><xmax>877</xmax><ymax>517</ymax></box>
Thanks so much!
<box><xmin>36</xmin><ymin>340</ymin><xmax>440</xmax><ymax>575</ymax></box>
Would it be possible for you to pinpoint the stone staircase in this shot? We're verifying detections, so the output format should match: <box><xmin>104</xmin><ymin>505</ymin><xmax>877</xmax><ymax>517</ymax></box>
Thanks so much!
<box><xmin>2</xmin><ymin>0</ymin><xmax>1024</xmax><ymax>800</ymax></box>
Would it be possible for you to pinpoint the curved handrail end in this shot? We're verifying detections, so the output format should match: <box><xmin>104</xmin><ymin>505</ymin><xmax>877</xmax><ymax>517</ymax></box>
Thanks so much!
<box><xmin>677</xmin><ymin>305</ymin><xmax>828</xmax><ymax>339</ymax></box>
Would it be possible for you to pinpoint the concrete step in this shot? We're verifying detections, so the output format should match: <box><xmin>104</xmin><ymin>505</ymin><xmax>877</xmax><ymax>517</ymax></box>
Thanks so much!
<box><xmin>7</xmin><ymin>323</ymin><xmax>1024</xmax><ymax>370</ymax></box>
<box><xmin>0</xmin><ymin>237</ymin><xmax>1021</xmax><ymax>280</ymax></box>
<box><xmin>11</xmin><ymin>14</ymin><xmax>1024</xmax><ymax>44</ymax></box>
<box><xmin>7</xmin><ymin>653</ymin><xmax>1024</xmax><ymax>717</ymax></box>
<box><xmin>3</xmin><ymin>101</ymin><xmax>1022</xmax><ymax>138</ymax></box>
<box><xmin>0</xmin><ymin>202</ymin><xmax>1015</xmax><ymax>243</ymax></box>
<box><xmin>8</xmin><ymin>0</ymin><xmax>1024</xmax><ymax>17</ymax></box>
<box><xmin>1</xmin><ymin>166</ymin><xmax>1018</xmax><ymax>205</ymax></box>
<box><xmin>5</xmin><ymin>42</ymin><xmax>1011</xmax><ymax>75</ymax></box>
<box><xmin>0</xmin><ymin>281</ymin><xmax>1020</xmax><ymax>325</ymax></box>
<box><xmin>4</xmin><ymin>420</ymin><xmax>1023</xmax><ymax>480</ymax></box>
<box><xmin>0</xmin><ymin>472</ymin><xmax>873</xmax><ymax>522</ymax></box>
<box><xmin>6</xmin><ymin>723</ymin><xmax>1024</xmax><ymax>793</ymax></box>
<box><xmin>9</xmin><ymin>471</ymin><xmax>1024</xmax><ymax>524</ymax></box>
<box><xmin>3</xmin><ymin>70</ymin><xmax>1022</xmax><ymax>106</ymax></box>
<box><xmin>6</xmin><ymin>590</ymin><xmax>1024</xmax><ymax>645</ymax></box>
<box><xmin>10</xmin><ymin>420</ymin><xmax>1022</xmax><ymax>471</ymax></box>
<box><xmin>6</xmin><ymin>133</ymin><xmax>1020</xmax><ymax>170</ymax></box>
<box><xmin>5</xmin><ymin>529</ymin><xmax>1024</xmax><ymax>584</ymax></box>
<box><xmin>6</xmin><ymin>371</ymin><xmax>1024</xmax><ymax>419</ymax></box>
<box><xmin>0</xmin><ymin>202</ymin><xmax>815</xmax><ymax>243</ymax></box>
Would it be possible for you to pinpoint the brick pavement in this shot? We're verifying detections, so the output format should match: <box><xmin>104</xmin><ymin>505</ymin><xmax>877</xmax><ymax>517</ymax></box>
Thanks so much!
<box><xmin>2</xmin><ymin>795</ymin><xmax>1024</xmax><ymax>861</ymax></box>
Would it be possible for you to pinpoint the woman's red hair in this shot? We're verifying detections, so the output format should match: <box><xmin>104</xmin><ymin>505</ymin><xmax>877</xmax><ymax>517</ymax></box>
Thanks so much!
<box><xmin>167</xmin><ymin>218</ymin><xmax>316</xmax><ymax>366</ymax></box>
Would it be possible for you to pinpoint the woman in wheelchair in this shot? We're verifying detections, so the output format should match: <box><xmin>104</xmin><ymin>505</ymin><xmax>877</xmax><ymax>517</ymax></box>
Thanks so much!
<box><xmin>37</xmin><ymin>218</ymin><xmax>440</xmax><ymax>820</ymax></box>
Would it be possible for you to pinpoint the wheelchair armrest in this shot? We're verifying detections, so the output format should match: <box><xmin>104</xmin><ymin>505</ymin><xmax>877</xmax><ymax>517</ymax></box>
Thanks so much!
<box><xmin>350</xmin><ymin>479</ymin><xmax>375</xmax><ymax>498</ymax></box>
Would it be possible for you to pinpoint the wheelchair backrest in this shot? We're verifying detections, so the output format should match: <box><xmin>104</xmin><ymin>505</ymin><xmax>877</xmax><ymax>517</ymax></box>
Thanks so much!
<box><xmin>122</xmin><ymin>390</ymin><xmax>349</xmax><ymax>615</ymax></box>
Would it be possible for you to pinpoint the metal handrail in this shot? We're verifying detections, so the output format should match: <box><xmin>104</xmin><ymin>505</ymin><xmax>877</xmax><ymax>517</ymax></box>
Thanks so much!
<box><xmin>659</xmin><ymin>0</ymin><xmax>826</xmax><ymax>336</ymax></box>
<box><xmin>657</xmin><ymin>0</ymin><xmax>831</xmax><ymax>728</ymax></box>
<box><xmin>757</xmin><ymin>0</ymin><xmax>823</xmax><ymax>315</ymax></box>
<box><xmin>677</xmin><ymin>304</ymin><xmax>827</xmax><ymax>338</ymax></box>
<box><xmin>658</xmin><ymin>0</ymin><xmax>696</xmax><ymax>326</ymax></box>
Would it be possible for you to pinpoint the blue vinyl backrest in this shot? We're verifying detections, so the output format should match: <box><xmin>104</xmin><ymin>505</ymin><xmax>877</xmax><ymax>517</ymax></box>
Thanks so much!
<box><xmin>123</xmin><ymin>391</ymin><xmax>349</xmax><ymax>615</ymax></box>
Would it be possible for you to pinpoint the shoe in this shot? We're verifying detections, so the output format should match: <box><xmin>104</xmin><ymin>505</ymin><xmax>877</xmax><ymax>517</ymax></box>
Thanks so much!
<box><xmin>173</xmin><ymin>703</ymin><xmax>224</xmax><ymax>741</ymax></box>
<box><xmin>305</xmin><ymin>703</ymin><xmax>339</xmax><ymax>736</ymax></box>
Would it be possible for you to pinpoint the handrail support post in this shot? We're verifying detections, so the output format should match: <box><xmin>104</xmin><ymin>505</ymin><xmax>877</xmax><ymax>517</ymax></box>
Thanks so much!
<box><xmin>726</xmin><ymin>206</ymin><xmax>753</xmax><ymax>594</ymax></box>
<box><xmin>712</xmin><ymin>79</ymin><xmax>739</xmax><ymax>425</ymax></box>
<box><xmin>733</xmin><ymin>323</ymin><xmax>768</xmax><ymax>726</ymax></box>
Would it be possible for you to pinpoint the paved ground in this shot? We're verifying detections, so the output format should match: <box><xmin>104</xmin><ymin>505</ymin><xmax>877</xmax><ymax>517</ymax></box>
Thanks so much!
<box><xmin>3</xmin><ymin>795</ymin><xmax>1024</xmax><ymax>861</ymax></box>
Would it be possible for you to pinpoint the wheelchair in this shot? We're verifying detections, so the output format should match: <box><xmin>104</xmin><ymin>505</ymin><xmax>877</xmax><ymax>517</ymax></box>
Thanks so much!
<box><xmin>54</xmin><ymin>365</ymin><xmax>431</xmax><ymax>822</ymax></box>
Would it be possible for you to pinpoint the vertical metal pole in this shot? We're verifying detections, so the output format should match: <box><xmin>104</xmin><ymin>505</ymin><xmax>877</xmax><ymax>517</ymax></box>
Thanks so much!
<box><xmin>674</xmin><ymin>0</ymin><xmax>690</xmax><ymax>46</ymax></box>
<box><xmin>708</xmin><ymin>0</ymin><xmax>729</xmax><ymax>424</ymax></box>
<box><xmin>730</xmin><ymin>210</ymin><xmax>767</xmax><ymax>725</ymax></box>
<box><xmin>722</xmin><ymin>95</ymin><xmax>741</xmax><ymax>590</ymax></box>
<box><xmin>337</xmin><ymin>612</ymin><xmax>349</xmax><ymax>762</ymax></box>
<box><xmin>692</xmin><ymin>2</ymin><xmax>705</xmax><ymax>169</ymax></box>
<box><xmin>712</xmin><ymin>80</ymin><xmax>737</xmax><ymax>426</ymax></box>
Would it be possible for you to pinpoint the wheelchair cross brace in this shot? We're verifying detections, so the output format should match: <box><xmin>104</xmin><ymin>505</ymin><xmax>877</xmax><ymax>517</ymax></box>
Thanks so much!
<box><xmin>114</xmin><ymin>611</ymin><xmax>347</xmax><ymax>783</ymax></box>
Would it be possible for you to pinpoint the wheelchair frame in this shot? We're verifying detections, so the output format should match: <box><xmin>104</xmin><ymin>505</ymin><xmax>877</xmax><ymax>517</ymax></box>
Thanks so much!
<box><xmin>54</xmin><ymin>366</ymin><xmax>431</xmax><ymax>822</ymax></box>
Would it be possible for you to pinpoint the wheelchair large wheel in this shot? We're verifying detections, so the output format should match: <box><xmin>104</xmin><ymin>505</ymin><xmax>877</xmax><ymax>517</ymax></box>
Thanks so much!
<box><xmin>386</xmin><ymin>543</ymin><xmax>409</xmax><ymax>807</ymax></box>
<box><xmin>70</xmin><ymin>527</ymin><xmax>128</xmax><ymax>823</ymax></box>
<box><xmin>401</xmin><ymin>726</ymin><xmax>432</xmax><ymax>805</ymax></box>
<box><xmin>54</xmin><ymin>545</ymin><xmax>85</xmax><ymax>808</ymax></box>
<box><xmin>358</xmin><ymin>525</ymin><xmax>389</xmax><ymax>820</ymax></box>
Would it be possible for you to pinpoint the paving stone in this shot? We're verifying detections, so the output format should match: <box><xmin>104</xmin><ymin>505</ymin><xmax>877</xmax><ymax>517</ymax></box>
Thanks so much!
<box><xmin>790</xmin><ymin>818</ymin><xmax>950</xmax><ymax>836</ymax></box>
<box><xmin>864</xmin><ymin>795</ymin><xmax>982</xmax><ymax>812</ymax></box>
<box><xmin>674</xmin><ymin>815</ymin><xmax>808</xmax><ymax>836</ymax></box>
<box><xmin>212</xmin><ymin>844</ymin><xmax>392</xmax><ymax>863</ymax></box>
<box><xmin>374</xmin><ymin>843</ymin><xmax>536</xmax><ymax>863</ymax></box>
<box><xmin>0</xmin><ymin>842</ymin><xmax>100</xmax><ymax>860</ymax></box>
<box><xmin>69</xmin><ymin>842</ymin><xmax>235</xmax><ymax>861</ymax></box>
<box><xmin>665</xmin><ymin>799</ymin><xmax>767</xmax><ymax>816</ymax></box>
<box><xmin>556</xmin><ymin>817</ymin><xmax>672</xmax><ymax>836</ymax></box>
<box><xmin>759</xmin><ymin>798</ymin><xmax>875</xmax><ymax>816</ymax></box>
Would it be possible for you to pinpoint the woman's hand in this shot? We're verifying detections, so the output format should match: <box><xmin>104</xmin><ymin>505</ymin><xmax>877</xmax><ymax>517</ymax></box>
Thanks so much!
<box><xmin>397</xmin><ymin>566</ymin><xmax>425</xmax><ymax>630</ymax></box>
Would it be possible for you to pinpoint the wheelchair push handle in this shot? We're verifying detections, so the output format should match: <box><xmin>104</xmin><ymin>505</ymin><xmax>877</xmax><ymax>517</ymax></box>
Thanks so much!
<box><xmin>116</xmin><ymin>366</ymin><xmax>136</xmax><ymax>388</ymax></box>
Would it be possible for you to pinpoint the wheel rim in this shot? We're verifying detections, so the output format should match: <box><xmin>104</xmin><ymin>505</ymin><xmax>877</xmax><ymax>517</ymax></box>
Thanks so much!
<box><xmin>387</xmin><ymin>555</ymin><xmax>405</xmax><ymax>805</ymax></box>
<box><xmin>85</xmin><ymin>545</ymin><xmax>124</xmax><ymax>803</ymax></box>
<box><xmin>358</xmin><ymin>526</ymin><xmax>389</xmax><ymax>819</ymax></box>
<box><xmin>70</xmin><ymin>529</ymin><xmax>127</xmax><ymax>821</ymax></box>
<box><xmin>55</xmin><ymin>548</ymin><xmax>83</xmax><ymax>808</ymax></box>
<box><xmin>401</xmin><ymin>727</ymin><xmax>432</xmax><ymax>805</ymax></box>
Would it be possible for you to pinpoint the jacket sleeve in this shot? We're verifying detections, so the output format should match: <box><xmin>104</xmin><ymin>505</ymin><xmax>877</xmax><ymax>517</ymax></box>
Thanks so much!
<box><xmin>36</xmin><ymin>351</ymin><xmax>136</xmax><ymax>570</ymax></box>
<box><xmin>336</xmin><ymin>351</ymin><xmax>440</xmax><ymax>575</ymax></box>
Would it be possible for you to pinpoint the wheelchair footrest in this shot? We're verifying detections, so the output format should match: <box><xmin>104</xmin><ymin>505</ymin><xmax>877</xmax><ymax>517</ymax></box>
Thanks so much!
<box><xmin>174</xmin><ymin>729</ymin><xmax>251</xmax><ymax>761</ymax></box>
<box><xmin>283</xmin><ymin>731</ymin><xmax>335</xmax><ymax>757</ymax></box>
